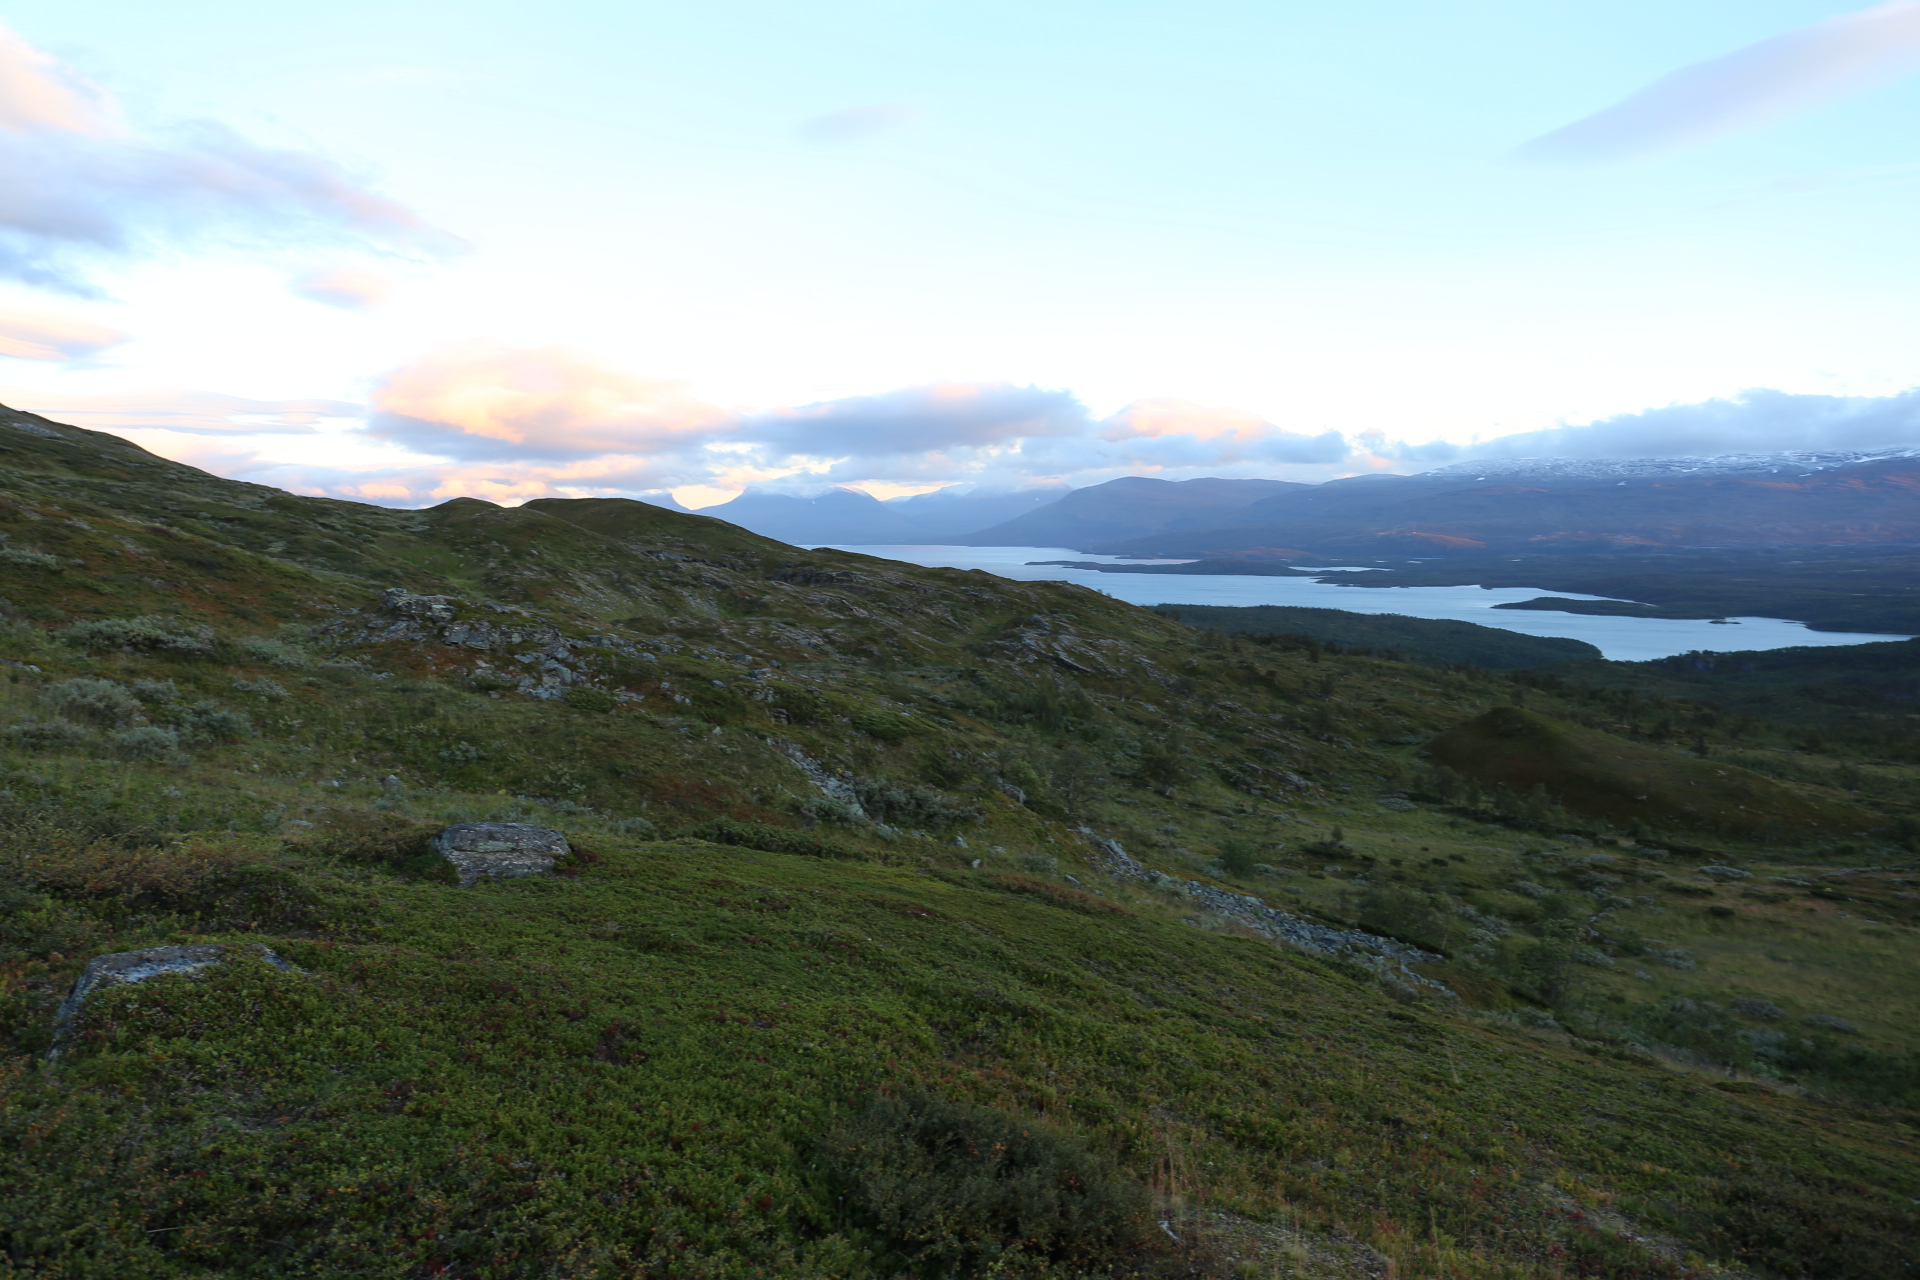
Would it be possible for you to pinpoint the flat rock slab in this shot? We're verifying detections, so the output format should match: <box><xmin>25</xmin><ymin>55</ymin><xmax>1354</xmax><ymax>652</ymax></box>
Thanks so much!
<box><xmin>432</xmin><ymin>822</ymin><xmax>570</xmax><ymax>885</ymax></box>
<box><xmin>53</xmin><ymin>943</ymin><xmax>290</xmax><ymax>1045</ymax></box>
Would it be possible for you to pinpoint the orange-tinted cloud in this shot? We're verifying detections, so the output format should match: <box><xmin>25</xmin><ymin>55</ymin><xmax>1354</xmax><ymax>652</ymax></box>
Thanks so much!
<box><xmin>292</xmin><ymin>268</ymin><xmax>394</xmax><ymax>310</ymax></box>
<box><xmin>0</xmin><ymin>306</ymin><xmax>126</xmax><ymax>360</ymax></box>
<box><xmin>368</xmin><ymin>340</ymin><xmax>732</xmax><ymax>461</ymax></box>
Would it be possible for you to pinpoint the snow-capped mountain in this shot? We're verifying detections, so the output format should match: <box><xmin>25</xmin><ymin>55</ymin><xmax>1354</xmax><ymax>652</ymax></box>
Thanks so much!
<box><xmin>1418</xmin><ymin>448</ymin><xmax>1920</xmax><ymax>483</ymax></box>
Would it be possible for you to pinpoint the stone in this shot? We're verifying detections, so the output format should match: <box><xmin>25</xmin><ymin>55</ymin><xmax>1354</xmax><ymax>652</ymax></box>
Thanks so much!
<box><xmin>380</xmin><ymin>587</ymin><xmax>459</xmax><ymax>624</ymax></box>
<box><xmin>1697</xmin><ymin>865</ymin><xmax>1752</xmax><ymax>881</ymax></box>
<box><xmin>431</xmin><ymin>822</ymin><xmax>570</xmax><ymax>885</ymax></box>
<box><xmin>52</xmin><ymin>943</ymin><xmax>290</xmax><ymax>1048</ymax></box>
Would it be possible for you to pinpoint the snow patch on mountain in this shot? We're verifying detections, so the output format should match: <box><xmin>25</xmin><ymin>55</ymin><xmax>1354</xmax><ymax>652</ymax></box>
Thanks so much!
<box><xmin>1418</xmin><ymin>448</ymin><xmax>1920</xmax><ymax>483</ymax></box>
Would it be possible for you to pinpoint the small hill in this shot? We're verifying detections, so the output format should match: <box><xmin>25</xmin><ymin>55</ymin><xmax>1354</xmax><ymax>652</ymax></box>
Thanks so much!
<box><xmin>1424</xmin><ymin>706</ymin><xmax>1877</xmax><ymax>839</ymax></box>
<box><xmin>1152</xmin><ymin>603</ymin><xmax>1601</xmax><ymax>670</ymax></box>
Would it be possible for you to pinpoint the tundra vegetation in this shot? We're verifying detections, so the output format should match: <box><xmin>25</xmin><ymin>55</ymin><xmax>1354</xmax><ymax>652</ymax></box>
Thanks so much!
<box><xmin>0</xmin><ymin>405</ymin><xmax>1916</xmax><ymax>1279</ymax></box>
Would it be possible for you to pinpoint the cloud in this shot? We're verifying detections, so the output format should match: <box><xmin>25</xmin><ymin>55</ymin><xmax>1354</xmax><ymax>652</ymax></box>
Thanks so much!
<box><xmin>0</xmin><ymin>22</ymin><xmax>458</xmax><ymax>292</ymax></box>
<box><xmin>366</xmin><ymin>340</ymin><xmax>732</xmax><ymax>461</ymax></box>
<box><xmin>0</xmin><ymin>306</ymin><xmax>125</xmax><ymax>360</ymax></box>
<box><xmin>292</xmin><ymin>268</ymin><xmax>394</xmax><ymax>310</ymax></box>
<box><xmin>743</xmin><ymin>383</ymin><xmax>1087</xmax><ymax>458</ymax></box>
<box><xmin>796</xmin><ymin>104</ymin><xmax>918</xmax><ymax>144</ymax></box>
<box><xmin>1096</xmin><ymin>398</ymin><xmax>1349</xmax><ymax>465</ymax></box>
<box><xmin>1463</xmin><ymin>386</ymin><xmax>1920</xmax><ymax>460</ymax></box>
<box><xmin>83</xmin><ymin>344</ymin><xmax>1376</xmax><ymax>509</ymax></box>
<box><xmin>1516</xmin><ymin>1</ymin><xmax>1920</xmax><ymax>163</ymax></box>
<box><xmin>1</xmin><ymin>386</ymin><xmax>356</xmax><ymax>433</ymax></box>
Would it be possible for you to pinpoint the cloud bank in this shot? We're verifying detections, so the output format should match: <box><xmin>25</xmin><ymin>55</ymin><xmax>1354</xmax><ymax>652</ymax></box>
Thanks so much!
<box><xmin>102</xmin><ymin>343</ymin><xmax>1357</xmax><ymax>507</ymax></box>
<box><xmin>1455</xmin><ymin>387</ymin><xmax>1920</xmax><ymax>460</ymax></box>
<box><xmin>0</xmin><ymin>22</ymin><xmax>456</xmax><ymax>292</ymax></box>
<box><xmin>3</xmin><ymin>386</ymin><xmax>358</xmax><ymax>434</ymax></box>
<box><xmin>54</xmin><ymin>344</ymin><xmax>1920</xmax><ymax>511</ymax></box>
<box><xmin>0</xmin><ymin>306</ymin><xmax>125</xmax><ymax>360</ymax></box>
<box><xmin>1517</xmin><ymin>1</ymin><xmax>1920</xmax><ymax>162</ymax></box>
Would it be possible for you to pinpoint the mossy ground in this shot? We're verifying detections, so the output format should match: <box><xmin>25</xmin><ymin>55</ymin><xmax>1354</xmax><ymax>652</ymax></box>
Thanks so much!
<box><xmin>1</xmin><ymin>406</ymin><xmax>1918</xmax><ymax>1277</ymax></box>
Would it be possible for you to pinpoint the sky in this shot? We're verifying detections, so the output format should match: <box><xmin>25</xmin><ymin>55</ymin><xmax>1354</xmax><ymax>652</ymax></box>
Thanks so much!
<box><xmin>2</xmin><ymin>0</ymin><xmax>1920</xmax><ymax>508</ymax></box>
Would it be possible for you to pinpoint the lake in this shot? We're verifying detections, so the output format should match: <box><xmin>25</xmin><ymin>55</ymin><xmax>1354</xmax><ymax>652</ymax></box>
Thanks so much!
<box><xmin>819</xmin><ymin>544</ymin><xmax>1914</xmax><ymax>663</ymax></box>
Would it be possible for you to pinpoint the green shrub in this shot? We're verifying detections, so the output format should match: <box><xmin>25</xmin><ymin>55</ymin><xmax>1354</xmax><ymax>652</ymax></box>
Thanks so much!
<box><xmin>0</xmin><ymin>547</ymin><xmax>60</xmax><ymax>570</ymax></box>
<box><xmin>238</xmin><ymin>636</ymin><xmax>308</xmax><ymax>668</ymax></box>
<box><xmin>1216</xmin><ymin>837</ymin><xmax>1259</xmax><ymax>878</ymax></box>
<box><xmin>108</xmin><ymin>726</ymin><xmax>180</xmax><ymax>761</ymax></box>
<box><xmin>816</xmin><ymin>1094</ymin><xmax>1154</xmax><ymax>1276</ymax></box>
<box><xmin>1359</xmin><ymin>886</ymin><xmax>1454</xmax><ymax>953</ymax></box>
<box><xmin>564</xmin><ymin>687</ymin><xmax>617</xmax><ymax>713</ymax></box>
<box><xmin>166</xmin><ymin>701</ymin><xmax>253</xmax><ymax>745</ymax></box>
<box><xmin>2</xmin><ymin>718</ymin><xmax>89</xmax><ymax>749</ymax></box>
<box><xmin>675</xmin><ymin>818</ymin><xmax>861</xmax><ymax>859</ymax></box>
<box><xmin>852</xmin><ymin>708</ymin><xmax>915</xmax><ymax>741</ymax></box>
<box><xmin>46</xmin><ymin>678</ymin><xmax>141</xmax><ymax>726</ymax></box>
<box><xmin>772</xmin><ymin>684</ymin><xmax>829</xmax><ymax>724</ymax></box>
<box><xmin>129</xmin><ymin>679</ymin><xmax>179</xmax><ymax>703</ymax></box>
<box><xmin>56</xmin><ymin>615</ymin><xmax>214</xmax><ymax>656</ymax></box>
<box><xmin>852</xmin><ymin>780</ymin><xmax>979</xmax><ymax>829</ymax></box>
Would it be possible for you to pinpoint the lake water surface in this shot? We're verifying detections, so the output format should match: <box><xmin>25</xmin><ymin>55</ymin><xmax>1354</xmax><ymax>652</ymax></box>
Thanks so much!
<box><xmin>821</xmin><ymin>544</ymin><xmax>1914</xmax><ymax>663</ymax></box>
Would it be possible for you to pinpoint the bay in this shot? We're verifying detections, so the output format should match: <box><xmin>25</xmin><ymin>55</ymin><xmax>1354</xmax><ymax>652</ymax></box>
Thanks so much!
<box><xmin>819</xmin><ymin>544</ymin><xmax>1914</xmax><ymax>663</ymax></box>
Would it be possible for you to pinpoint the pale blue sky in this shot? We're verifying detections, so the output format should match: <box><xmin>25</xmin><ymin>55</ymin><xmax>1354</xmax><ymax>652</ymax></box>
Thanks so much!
<box><xmin>2</xmin><ymin>1</ymin><xmax>1919</xmax><ymax>505</ymax></box>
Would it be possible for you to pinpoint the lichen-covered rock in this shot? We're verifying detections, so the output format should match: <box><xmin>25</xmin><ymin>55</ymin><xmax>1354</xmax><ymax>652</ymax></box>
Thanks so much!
<box><xmin>432</xmin><ymin>822</ymin><xmax>570</xmax><ymax>885</ymax></box>
<box><xmin>52</xmin><ymin>943</ymin><xmax>291</xmax><ymax>1046</ymax></box>
<box><xmin>381</xmin><ymin>588</ymin><xmax>459</xmax><ymax>625</ymax></box>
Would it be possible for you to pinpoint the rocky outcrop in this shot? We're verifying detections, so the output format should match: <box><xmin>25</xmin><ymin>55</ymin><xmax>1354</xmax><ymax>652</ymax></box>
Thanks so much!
<box><xmin>381</xmin><ymin>587</ymin><xmax>459</xmax><ymax>625</ymax></box>
<box><xmin>432</xmin><ymin>822</ymin><xmax>571</xmax><ymax>884</ymax></box>
<box><xmin>984</xmin><ymin>614</ymin><xmax>1156</xmax><ymax>679</ymax></box>
<box><xmin>1085</xmin><ymin>834</ymin><xmax>1450</xmax><ymax>994</ymax></box>
<box><xmin>52</xmin><ymin>943</ymin><xmax>291</xmax><ymax>1052</ymax></box>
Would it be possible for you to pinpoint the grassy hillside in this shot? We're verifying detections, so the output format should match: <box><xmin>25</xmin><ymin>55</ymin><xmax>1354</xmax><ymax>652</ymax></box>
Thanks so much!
<box><xmin>1</xmin><ymin>404</ymin><xmax>1918</xmax><ymax>1279</ymax></box>
<box><xmin>1150</xmin><ymin>604</ymin><xmax>1602</xmax><ymax>670</ymax></box>
<box><xmin>1422</xmin><ymin>707</ymin><xmax>1876</xmax><ymax>841</ymax></box>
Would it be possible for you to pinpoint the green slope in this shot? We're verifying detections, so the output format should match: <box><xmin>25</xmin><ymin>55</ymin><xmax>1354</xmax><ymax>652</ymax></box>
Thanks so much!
<box><xmin>1</xmin><ymin>404</ymin><xmax>1917</xmax><ymax>1279</ymax></box>
<box><xmin>1151</xmin><ymin>604</ymin><xmax>1601</xmax><ymax>670</ymax></box>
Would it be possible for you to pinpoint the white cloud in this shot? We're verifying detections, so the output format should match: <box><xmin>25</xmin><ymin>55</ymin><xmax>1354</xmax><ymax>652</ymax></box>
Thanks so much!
<box><xmin>1516</xmin><ymin>1</ymin><xmax>1920</xmax><ymax>162</ymax></box>
<box><xmin>0</xmin><ymin>306</ymin><xmax>125</xmax><ymax>360</ymax></box>
<box><xmin>30</xmin><ymin>345</ymin><xmax>1406</xmax><ymax>508</ymax></box>
<box><xmin>1461</xmin><ymin>386</ymin><xmax>1920</xmax><ymax>459</ymax></box>
<box><xmin>292</xmin><ymin>268</ymin><xmax>395</xmax><ymax>310</ymax></box>
<box><xmin>0</xmin><ymin>386</ymin><xmax>357</xmax><ymax>434</ymax></box>
<box><xmin>0</xmin><ymin>22</ymin><xmax>458</xmax><ymax>292</ymax></box>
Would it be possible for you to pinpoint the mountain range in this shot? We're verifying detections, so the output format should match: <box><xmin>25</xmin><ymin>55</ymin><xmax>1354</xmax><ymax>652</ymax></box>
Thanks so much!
<box><xmin>961</xmin><ymin>450</ymin><xmax>1920</xmax><ymax>556</ymax></box>
<box><xmin>695</xmin><ymin>484</ymin><xmax>1067</xmax><ymax>544</ymax></box>
<box><xmin>698</xmin><ymin>449</ymin><xmax>1920</xmax><ymax>556</ymax></box>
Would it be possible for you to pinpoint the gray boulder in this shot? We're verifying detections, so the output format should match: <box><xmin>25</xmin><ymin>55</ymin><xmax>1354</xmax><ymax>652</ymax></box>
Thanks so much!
<box><xmin>432</xmin><ymin>822</ymin><xmax>570</xmax><ymax>885</ymax></box>
<box><xmin>381</xmin><ymin>588</ymin><xmax>458</xmax><ymax>625</ymax></box>
<box><xmin>52</xmin><ymin>943</ymin><xmax>290</xmax><ymax>1050</ymax></box>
